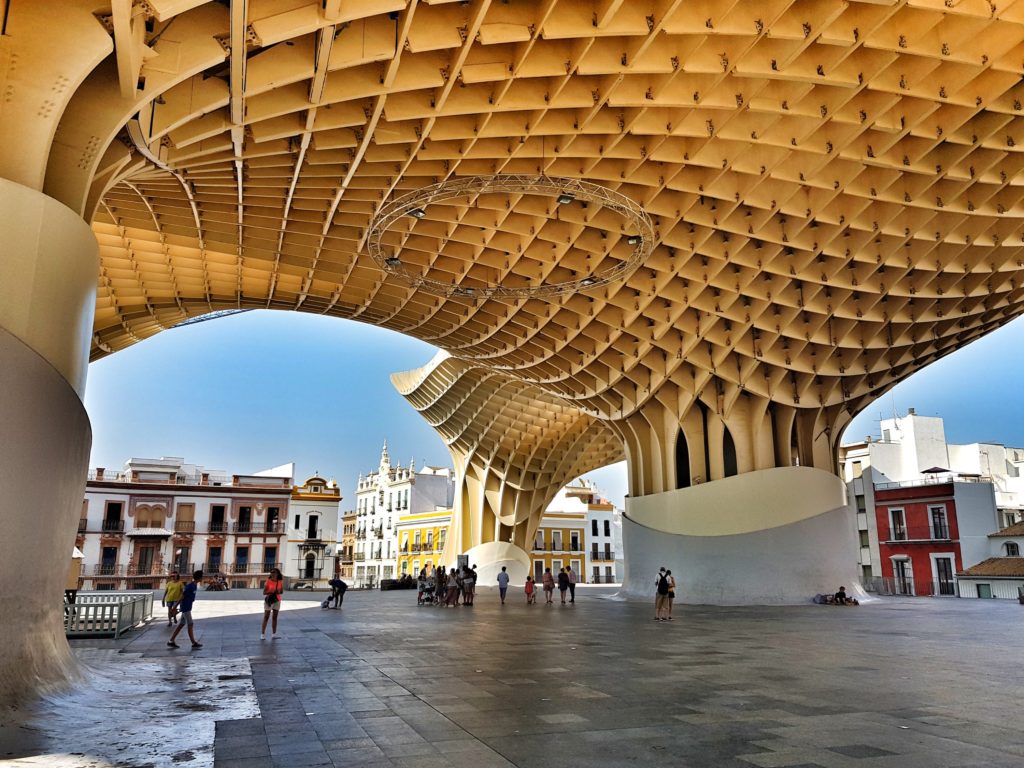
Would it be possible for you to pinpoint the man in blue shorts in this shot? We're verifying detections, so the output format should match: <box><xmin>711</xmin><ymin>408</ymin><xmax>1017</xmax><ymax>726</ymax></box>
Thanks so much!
<box><xmin>168</xmin><ymin>569</ymin><xmax>203</xmax><ymax>649</ymax></box>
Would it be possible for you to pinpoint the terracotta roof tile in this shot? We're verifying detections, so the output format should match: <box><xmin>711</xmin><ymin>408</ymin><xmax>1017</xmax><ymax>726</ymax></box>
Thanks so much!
<box><xmin>958</xmin><ymin>558</ymin><xmax>1024</xmax><ymax>578</ymax></box>
<box><xmin>988</xmin><ymin>521</ymin><xmax>1024</xmax><ymax>538</ymax></box>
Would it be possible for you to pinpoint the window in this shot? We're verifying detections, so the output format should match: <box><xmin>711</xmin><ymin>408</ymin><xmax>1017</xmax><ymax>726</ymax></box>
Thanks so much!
<box><xmin>210</xmin><ymin>505</ymin><xmax>226</xmax><ymax>533</ymax></box>
<box><xmin>852</xmin><ymin>460</ymin><xmax>863</xmax><ymax>479</ymax></box>
<box><xmin>1007</xmin><ymin>542</ymin><xmax>1021</xmax><ymax>557</ymax></box>
<box><xmin>294</xmin><ymin>514</ymin><xmax>301</xmax><ymax>530</ymax></box>
<box><xmin>929</xmin><ymin>506</ymin><xmax>949</xmax><ymax>539</ymax></box>
<box><xmin>552</xmin><ymin>531</ymin><xmax>562</xmax><ymax>551</ymax></box>
<box><xmin>235</xmin><ymin>546</ymin><xmax>249</xmax><ymax>571</ymax></box>
<box><xmin>934</xmin><ymin>556</ymin><xmax>955</xmax><ymax>595</ymax></box>
<box><xmin>263</xmin><ymin>547</ymin><xmax>277</xmax><ymax>570</ymax></box>
<box><xmin>593</xmin><ymin>566</ymin><xmax>600</xmax><ymax>583</ymax></box>
<box><xmin>534</xmin><ymin>531</ymin><xmax>544</xmax><ymax>550</ymax></box>
<box><xmin>605</xmin><ymin>566</ymin><xmax>613</xmax><ymax>582</ymax></box>
<box><xmin>889</xmin><ymin>509</ymin><xmax>907</xmax><ymax>541</ymax></box>
<box><xmin>603</xmin><ymin>520</ymin><xmax>610</xmax><ymax>537</ymax></box>
<box><xmin>859</xmin><ymin>531</ymin><xmax>870</xmax><ymax>547</ymax></box>
<box><xmin>856</xmin><ymin>495</ymin><xmax>866</xmax><ymax>514</ymax></box>
<box><xmin>591</xmin><ymin>520</ymin><xmax>598</xmax><ymax>536</ymax></box>
<box><xmin>570</xmin><ymin>532</ymin><xmax>579</xmax><ymax>551</ymax></box>
<box><xmin>438</xmin><ymin>529</ymin><xmax>446</xmax><ymax>548</ymax></box>
<box><xmin>892</xmin><ymin>557</ymin><xmax>913</xmax><ymax>595</ymax></box>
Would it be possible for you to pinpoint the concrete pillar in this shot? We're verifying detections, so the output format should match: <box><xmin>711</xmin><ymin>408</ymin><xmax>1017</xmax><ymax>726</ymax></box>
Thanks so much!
<box><xmin>0</xmin><ymin>179</ymin><xmax>98</xmax><ymax>700</ymax></box>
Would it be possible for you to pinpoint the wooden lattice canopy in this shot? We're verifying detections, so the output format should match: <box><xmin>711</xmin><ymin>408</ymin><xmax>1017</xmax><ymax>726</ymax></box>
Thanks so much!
<box><xmin>6</xmin><ymin>0</ymin><xmax>1024</xmax><ymax>494</ymax></box>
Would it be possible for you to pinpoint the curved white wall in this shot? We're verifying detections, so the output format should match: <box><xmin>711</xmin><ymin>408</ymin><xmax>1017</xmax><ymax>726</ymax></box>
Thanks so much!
<box><xmin>461</xmin><ymin>541</ymin><xmax>531</xmax><ymax>586</ymax></box>
<box><xmin>0</xmin><ymin>182</ymin><xmax>97</xmax><ymax>701</ymax></box>
<box><xmin>622</xmin><ymin>466</ymin><xmax>861</xmax><ymax>605</ymax></box>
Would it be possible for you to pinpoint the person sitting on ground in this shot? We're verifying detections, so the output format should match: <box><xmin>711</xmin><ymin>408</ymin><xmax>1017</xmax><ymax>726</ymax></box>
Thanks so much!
<box><xmin>834</xmin><ymin>586</ymin><xmax>850</xmax><ymax>605</ymax></box>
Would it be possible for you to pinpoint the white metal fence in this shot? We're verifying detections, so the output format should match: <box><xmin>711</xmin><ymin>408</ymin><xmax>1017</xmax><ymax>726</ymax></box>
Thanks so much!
<box><xmin>64</xmin><ymin>591</ymin><xmax>154</xmax><ymax>638</ymax></box>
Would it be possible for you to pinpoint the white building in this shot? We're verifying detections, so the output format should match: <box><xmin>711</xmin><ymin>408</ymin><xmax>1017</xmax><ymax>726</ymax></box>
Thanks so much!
<box><xmin>80</xmin><ymin>457</ymin><xmax>294</xmax><ymax>590</ymax></box>
<box><xmin>534</xmin><ymin>479</ymin><xmax>623</xmax><ymax>584</ymax></box>
<box><xmin>79</xmin><ymin>457</ymin><xmax>343</xmax><ymax>590</ymax></box>
<box><xmin>284</xmin><ymin>474</ymin><xmax>342</xmax><ymax>587</ymax></box>
<box><xmin>353</xmin><ymin>441</ymin><xmax>454</xmax><ymax>587</ymax></box>
<box><xmin>957</xmin><ymin>522</ymin><xmax>1024</xmax><ymax>599</ymax></box>
<box><xmin>840</xmin><ymin>410</ymin><xmax>1024</xmax><ymax>584</ymax></box>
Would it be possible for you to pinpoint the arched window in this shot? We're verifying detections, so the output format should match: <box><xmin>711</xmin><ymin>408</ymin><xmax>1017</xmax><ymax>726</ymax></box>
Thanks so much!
<box><xmin>675</xmin><ymin>429</ymin><xmax>691</xmax><ymax>489</ymax></box>
<box><xmin>1006</xmin><ymin>542</ymin><xmax>1020</xmax><ymax>557</ymax></box>
<box><xmin>304</xmin><ymin>553</ymin><xmax>316</xmax><ymax>578</ymax></box>
<box><xmin>722</xmin><ymin>426</ymin><xmax>738</xmax><ymax>478</ymax></box>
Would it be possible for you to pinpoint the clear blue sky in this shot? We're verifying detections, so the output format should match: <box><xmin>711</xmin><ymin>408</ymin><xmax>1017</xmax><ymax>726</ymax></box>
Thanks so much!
<box><xmin>84</xmin><ymin>310</ymin><xmax>1024</xmax><ymax>509</ymax></box>
<box><xmin>83</xmin><ymin>310</ymin><xmax>628</xmax><ymax>507</ymax></box>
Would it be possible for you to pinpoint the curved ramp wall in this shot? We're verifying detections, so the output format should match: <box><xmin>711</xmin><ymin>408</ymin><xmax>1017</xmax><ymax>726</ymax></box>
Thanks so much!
<box><xmin>621</xmin><ymin>466</ymin><xmax>861</xmax><ymax>605</ymax></box>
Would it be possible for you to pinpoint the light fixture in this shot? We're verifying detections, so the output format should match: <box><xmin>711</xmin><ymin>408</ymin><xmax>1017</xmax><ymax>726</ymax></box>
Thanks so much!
<box><xmin>367</xmin><ymin>174</ymin><xmax>654</xmax><ymax>299</ymax></box>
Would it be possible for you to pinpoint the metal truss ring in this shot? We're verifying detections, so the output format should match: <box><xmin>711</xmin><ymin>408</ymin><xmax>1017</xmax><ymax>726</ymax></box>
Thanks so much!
<box><xmin>366</xmin><ymin>175</ymin><xmax>655</xmax><ymax>299</ymax></box>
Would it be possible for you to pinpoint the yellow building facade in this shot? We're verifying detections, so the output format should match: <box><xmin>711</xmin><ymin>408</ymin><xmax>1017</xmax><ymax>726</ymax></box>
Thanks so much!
<box><xmin>396</xmin><ymin>509</ymin><xmax>452</xmax><ymax>578</ymax></box>
<box><xmin>530</xmin><ymin>512</ymin><xmax>588</xmax><ymax>584</ymax></box>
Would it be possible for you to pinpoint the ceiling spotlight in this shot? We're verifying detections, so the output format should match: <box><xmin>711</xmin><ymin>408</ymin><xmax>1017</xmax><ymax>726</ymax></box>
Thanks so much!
<box><xmin>407</xmin><ymin>207</ymin><xmax>426</xmax><ymax>219</ymax></box>
<box><xmin>580</xmin><ymin>277</ymin><xmax>598</xmax><ymax>287</ymax></box>
<box><xmin>557</xmin><ymin>192</ymin><xmax>575</xmax><ymax>205</ymax></box>
<box><xmin>626</xmin><ymin>235</ymin><xmax>642</xmax><ymax>246</ymax></box>
<box><xmin>385</xmin><ymin>256</ymin><xmax>402</xmax><ymax>268</ymax></box>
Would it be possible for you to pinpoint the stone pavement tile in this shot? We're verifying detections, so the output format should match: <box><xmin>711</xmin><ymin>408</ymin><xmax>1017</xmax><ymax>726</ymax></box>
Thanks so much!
<box><xmin>215</xmin><ymin>739</ymin><xmax>271</xmax><ymax>759</ymax></box>
<box><xmin>379</xmin><ymin>740</ymin><xmax>442</xmax><ymax>758</ymax></box>
<box><xmin>391</xmin><ymin>756</ymin><xmax>454</xmax><ymax>768</ymax></box>
<box><xmin>326</xmin><ymin>745</ymin><xmax>388</xmax><ymax>765</ymax></box>
<box><xmin>270</xmin><ymin>750</ymin><xmax>332</xmax><ymax>768</ymax></box>
<box><xmin>827</xmin><ymin>745</ymin><xmax>897</xmax><ymax>759</ymax></box>
<box><xmin>215</xmin><ymin>757</ymin><xmax>274</xmax><ymax>768</ymax></box>
<box><xmin>215</xmin><ymin>717</ymin><xmax>267</xmax><ymax>737</ymax></box>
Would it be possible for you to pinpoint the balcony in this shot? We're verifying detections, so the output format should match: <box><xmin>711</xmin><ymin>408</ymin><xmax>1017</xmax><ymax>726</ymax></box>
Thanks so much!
<box><xmin>78</xmin><ymin>518</ymin><xmax>88</xmax><ymax>533</ymax></box>
<box><xmin>884</xmin><ymin>525</ymin><xmax>954</xmax><ymax>543</ymax></box>
<box><xmin>101</xmin><ymin>520</ymin><xmax>125</xmax><ymax>533</ymax></box>
<box><xmin>373</xmin><ymin>528</ymin><xmax>383</xmax><ymax>539</ymax></box>
<box><xmin>354</xmin><ymin>552</ymin><xmax>366</xmax><ymax>561</ymax></box>
<box><xmin>92</xmin><ymin>564</ymin><xmax>124</xmax><ymax>576</ymax></box>
<box><xmin>208</xmin><ymin>522</ymin><xmax>228</xmax><ymax>534</ymax></box>
<box><xmin>232</xmin><ymin>521</ymin><xmax>285</xmax><ymax>534</ymax></box>
<box><xmin>174</xmin><ymin>521</ymin><xmax>196</xmax><ymax>533</ymax></box>
<box><xmin>126</xmin><ymin>563</ymin><xmax>165</xmax><ymax>576</ymax></box>
<box><xmin>591</xmin><ymin>550</ymin><xmax>616</xmax><ymax>561</ymax></box>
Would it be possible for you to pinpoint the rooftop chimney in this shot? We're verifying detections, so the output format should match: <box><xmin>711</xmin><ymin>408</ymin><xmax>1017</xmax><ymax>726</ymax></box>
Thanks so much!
<box><xmin>907</xmin><ymin>407</ymin><xmax>916</xmax><ymax>415</ymax></box>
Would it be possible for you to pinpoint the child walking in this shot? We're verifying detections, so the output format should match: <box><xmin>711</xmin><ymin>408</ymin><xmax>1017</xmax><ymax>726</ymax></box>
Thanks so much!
<box><xmin>525</xmin><ymin>575</ymin><xmax>536</xmax><ymax>604</ymax></box>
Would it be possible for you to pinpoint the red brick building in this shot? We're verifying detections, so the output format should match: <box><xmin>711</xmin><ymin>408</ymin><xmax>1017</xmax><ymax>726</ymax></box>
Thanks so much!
<box><xmin>874</xmin><ymin>481</ymin><xmax>960</xmax><ymax>596</ymax></box>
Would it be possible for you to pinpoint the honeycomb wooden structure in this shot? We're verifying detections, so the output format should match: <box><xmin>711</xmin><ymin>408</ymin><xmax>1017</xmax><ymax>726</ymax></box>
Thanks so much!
<box><xmin>6</xmin><ymin>0</ymin><xmax>1024</xmax><ymax>531</ymax></box>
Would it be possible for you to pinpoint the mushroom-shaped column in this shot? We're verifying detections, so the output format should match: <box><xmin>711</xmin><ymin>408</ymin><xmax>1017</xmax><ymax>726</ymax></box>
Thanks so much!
<box><xmin>392</xmin><ymin>352</ymin><xmax>624</xmax><ymax>584</ymax></box>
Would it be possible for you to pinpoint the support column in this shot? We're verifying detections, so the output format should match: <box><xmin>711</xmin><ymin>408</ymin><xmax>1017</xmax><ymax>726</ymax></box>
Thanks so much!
<box><xmin>620</xmin><ymin>466</ymin><xmax>862</xmax><ymax>604</ymax></box>
<box><xmin>0</xmin><ymin>179</ymin><xmax>98</xmax><ymax>700</ymax></box>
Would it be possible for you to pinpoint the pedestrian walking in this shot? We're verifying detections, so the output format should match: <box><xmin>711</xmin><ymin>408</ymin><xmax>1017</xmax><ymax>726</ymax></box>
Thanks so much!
<box><xmin>666</xmin><ymin>569</ymin><xmax>676</xmax><ymax>620</ymax></box>
<box><xmin>436</xmin><ymin>566</ymin><xmax>448</xmax><ymax>606</ymax></box>
<box><xmin>261</xmin><ymin>567</ymin><xmax>284</xmax><ymax>639</ymax></box>
<box><xmin>463</xmin><ymin>566</ymin><xmax>476</xmax><ymax>606</ymax></box>
<box><xmin>525</xmin><ymin>575</ymin><xmax>536</xmax><ymax>604</ymax></box>
<box><xmin>557</xmin><ymin>567</ymin><xmax>570</xmax><ymax>604</ymax></box>
<box><xmin>542</xmin><ymin>567</ymin><xmax>555</xmax><ymax>604</ymax></box>
<box><xmin>446</xmin><ymin>567</ymin><xmax>460</xmax><ymax>607</ymax></box>
<box><xmin>167</xmin><ymin>570</ymin><xmax>203</xmax><ymax>649</ymax></box>
<box><xmin>496</xmin><ymin>566</ymin><xmax>510</xmax><ymax>605</ymax></box>
<box><xmin>566</xmin><ymin>565</ymin><xmax>577</xmax><ymax>603</ymax></box>
<box><xmin>655</xmin><ymin>567</ymin><xmax>669</xmax><ymax>621</ymax></box>
<box><xmin>162</xmin><ymin>571</ymin><xmax>184</xmax><ymax>626</ymax></box>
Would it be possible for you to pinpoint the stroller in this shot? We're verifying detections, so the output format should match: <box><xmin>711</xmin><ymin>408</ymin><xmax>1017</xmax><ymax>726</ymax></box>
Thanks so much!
<box><xmin>418</xmin><ymin>577</ymin><xmax>435</xmax><ymax>605</ymax></box>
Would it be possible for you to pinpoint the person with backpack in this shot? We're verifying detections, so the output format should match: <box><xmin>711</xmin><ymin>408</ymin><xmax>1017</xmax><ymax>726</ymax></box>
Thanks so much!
<box><xmin>655</xmin><ymin>567</ymin><xmax>670</xmax><ymax>621</ymax></box>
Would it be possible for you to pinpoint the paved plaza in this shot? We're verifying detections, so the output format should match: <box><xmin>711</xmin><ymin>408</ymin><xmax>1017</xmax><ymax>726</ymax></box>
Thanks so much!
<box><xmin>2</xmin><ymin>588</ymin><xmax>1023</xmax><ymax>768</ymax></box>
